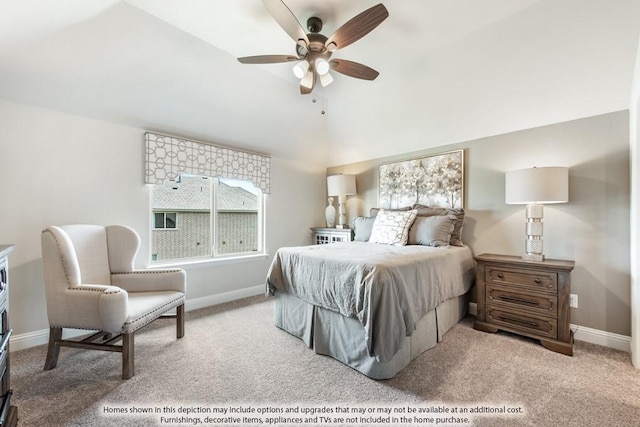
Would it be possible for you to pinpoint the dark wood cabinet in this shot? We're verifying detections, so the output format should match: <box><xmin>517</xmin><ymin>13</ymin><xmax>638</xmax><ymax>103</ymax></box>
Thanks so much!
<box><xmin>0</xmin><ymin>245</ymin><xmax>17</xmax><ymax>426</ymax></box>
<box><xmin>473</xmin><ymin>253</ymin><xmax>575</xmax><ymax>356</ymax></box>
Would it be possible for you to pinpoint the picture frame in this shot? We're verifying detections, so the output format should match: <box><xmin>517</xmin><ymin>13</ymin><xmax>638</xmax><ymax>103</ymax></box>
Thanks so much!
<box><xmin>378</xmin><ymin>149</ymin><xmax>464</xmax><ymax>209</ymax></box>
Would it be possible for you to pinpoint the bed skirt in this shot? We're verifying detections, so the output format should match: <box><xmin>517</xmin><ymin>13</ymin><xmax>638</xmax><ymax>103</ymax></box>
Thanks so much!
<box><xmin>273</xmin><ymin>291</ymin><xmax>469</xmax><ymax>379</ymax></box>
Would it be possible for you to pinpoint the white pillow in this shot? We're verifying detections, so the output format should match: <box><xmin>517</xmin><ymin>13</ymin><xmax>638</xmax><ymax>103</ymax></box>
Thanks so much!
<box><xmin>369</xmin><ymin>209</ymin><xmax>417</xmax><ymax>246</ymax></box>
<box><xmin>408</xmin><ymin>215</ymin><xmax>455</xmax><ymax>247</ymax></box>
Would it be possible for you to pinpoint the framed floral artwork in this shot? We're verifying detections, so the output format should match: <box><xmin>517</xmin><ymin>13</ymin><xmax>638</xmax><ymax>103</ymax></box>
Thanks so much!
<box><xmin>378</xmin><ymin>149</ymin><xmax>464</xmax><ymax>209</ymax></box>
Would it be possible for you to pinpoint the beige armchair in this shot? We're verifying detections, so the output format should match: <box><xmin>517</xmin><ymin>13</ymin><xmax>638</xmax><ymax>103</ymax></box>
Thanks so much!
<box><xmin>41</xmin><ymin>224</ymin><xmax>186</xmax><ymax>379</ymax></box>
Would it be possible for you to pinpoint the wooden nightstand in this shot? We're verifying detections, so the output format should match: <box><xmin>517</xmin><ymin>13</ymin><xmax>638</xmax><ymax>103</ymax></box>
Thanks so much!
<box><xmin>310</xmin><ymin>227</ymin><xmax>353</xmax><ymax>245</ymax></box>
<box><xmin>473</xmin><ymin>253</ymin><xmax>575</xmax><ymax>355</ymax></box>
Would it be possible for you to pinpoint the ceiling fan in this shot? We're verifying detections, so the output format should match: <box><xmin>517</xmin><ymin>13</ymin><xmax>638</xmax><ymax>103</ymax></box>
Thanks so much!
<box><xmin>238</xmin><ymin>0</ymin><xmax>389</xmax><ymax>95</ymax></box>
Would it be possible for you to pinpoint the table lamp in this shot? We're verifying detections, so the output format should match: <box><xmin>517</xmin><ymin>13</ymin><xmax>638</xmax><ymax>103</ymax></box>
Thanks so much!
<box><xmin>505</xmin><ymin>166</ymin><xmax>569</xmax><ymax>261</ymax></box>
<box><xmin>327</xmin><ymin>174</ymin><xmax>357</xmax><ymax>229</ymax></box>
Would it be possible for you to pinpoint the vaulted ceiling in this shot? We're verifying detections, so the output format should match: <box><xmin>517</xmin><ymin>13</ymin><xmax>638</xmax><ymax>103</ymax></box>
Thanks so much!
<box><xmin>1</xmin><ymin>0</ymin><xmax>639</xmax><ymax>167</ymax></box>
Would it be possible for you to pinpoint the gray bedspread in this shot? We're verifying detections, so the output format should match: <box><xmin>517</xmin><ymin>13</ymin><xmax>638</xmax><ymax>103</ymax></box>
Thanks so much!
<box><xmin>265</xmin><ymin>242</ymin><xmax>475</xmax><ymax>362</ymax></box>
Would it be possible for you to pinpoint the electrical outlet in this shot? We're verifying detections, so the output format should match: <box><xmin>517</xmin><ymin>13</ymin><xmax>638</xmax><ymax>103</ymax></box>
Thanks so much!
<box><xmin>569</xmin><ymin>294</ymin><xmax>578</xmax><ymax>308</ymax></box>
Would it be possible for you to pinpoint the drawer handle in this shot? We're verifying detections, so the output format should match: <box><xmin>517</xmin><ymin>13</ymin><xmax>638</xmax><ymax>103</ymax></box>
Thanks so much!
<box><xmin>498</xmin><ymin>315</ymin><xmax>539</xmax><ymax>328</ymax></box>
<box><xmin>496</xmin><ymin>273</ymin><xmax>504</xmax><ymax>279</ymax></box>
<box><xmin>534</xmin><ymin>278</ymin><xmax>542</xmax><ymax>284</ymax></box>
<box><xmin>499</xmin><ymin>295</ymin><xmax>541</xmax><ymax>306</ymax></box>
<box><xmin>0</xmin><ymin>389</ymin><xmax>12</xmax><ymax>424</ymax></box>
<box><xmin>0</xmin><ymin>330</ymin><xmax>12</xmax><ymax>354</ymax></box>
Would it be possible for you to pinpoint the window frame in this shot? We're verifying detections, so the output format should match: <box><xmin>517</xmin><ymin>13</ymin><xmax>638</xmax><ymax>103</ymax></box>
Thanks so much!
<box><xmin>149</xmin><ymin>175</ymin><xmax>266</xmax><ymax>266</ymax></box>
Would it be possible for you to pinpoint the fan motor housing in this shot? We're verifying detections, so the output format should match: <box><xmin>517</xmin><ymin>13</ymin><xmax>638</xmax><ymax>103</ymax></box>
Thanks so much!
<box><xmin>306</xmin><ymin>16</ymin><xmax>323</xmax><ymax>33</ymax></box>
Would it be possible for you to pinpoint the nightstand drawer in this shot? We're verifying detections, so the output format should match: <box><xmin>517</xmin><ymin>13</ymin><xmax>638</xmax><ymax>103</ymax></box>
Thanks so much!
<box><xmin>486</xmin><ymin>265</ymin><xmax>557</xmax><ymax>293</ymax></box>
<box><xmin>486</xmin><ymin>307</ymin><xmax>557</xmax><ymax>339</ymax></box>
<box><xmin>486</xmin><ymin>285</ymin><xmax>557</xmax><ymax>317</ymax></box>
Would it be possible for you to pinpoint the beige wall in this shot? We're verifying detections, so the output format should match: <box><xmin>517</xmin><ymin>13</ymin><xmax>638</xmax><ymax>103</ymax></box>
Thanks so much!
<box><xmin>0</xmin><ymin>99</ymin><xmax>326</xmax><ymax>340</ymax></box>
<box><xmin>630</xmin><ymin>34</ymin><xmax>640</xmax><ymax>366</ymax></box>
<box><xmin>328</xmin><ymin>111</ymin><xmax>631</xmax><ymax>336</ymax></box>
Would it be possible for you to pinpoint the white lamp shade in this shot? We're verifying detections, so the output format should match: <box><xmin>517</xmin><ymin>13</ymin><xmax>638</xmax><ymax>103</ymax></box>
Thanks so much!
<box><xmin>320</xmin><ymin>72</ymin><xmax>334</xmax><ymax>87</ymax></box>
<box><xmin>505</xmin><ymin>167</ymin><xmax>569</xmax><ymax>204</ymax></box>
<box><xmin>327</xmin><ymin>174</ymin><xmax>357</xmax><ymax>196</ymax></box>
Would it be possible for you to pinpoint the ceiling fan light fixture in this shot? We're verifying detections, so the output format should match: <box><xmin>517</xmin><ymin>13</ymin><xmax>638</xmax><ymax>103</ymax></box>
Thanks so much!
<box><xmin>300</xmin><ymin>69</ymin><xmax>314</xmax><ymax>89</ymax></box>
<box><xmin>238</xmin><ymin>1</ymin><xmax>389</xmax><ymax>95</ymax></box>
<box><xmin>293</xmin><ymin>60</ymin><xmax>309</xmax><ymax>79</ymax></box>
<box><xmin>315</xmin><ymin>58</ymin><xmax>330</xmax><ymax>76</ymax></box>
<box><xmin>320</xmin><ymin>72</ymin><xmax>334</xmax><ymax>87</ymax></box>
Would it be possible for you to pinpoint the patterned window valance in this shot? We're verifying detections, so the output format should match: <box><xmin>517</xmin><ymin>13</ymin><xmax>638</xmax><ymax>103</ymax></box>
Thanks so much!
<box><xmin>144</xmin><ymin>132</ymin><xmax>271</xmax><ymax>193</ymax></box>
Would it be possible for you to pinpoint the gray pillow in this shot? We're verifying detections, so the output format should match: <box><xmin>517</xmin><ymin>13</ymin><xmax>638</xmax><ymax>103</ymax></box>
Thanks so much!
<box><xmin>412</xmin><ymin>204</ymin><xmax>465</xmax><ymax>246</ymax></box>
<box><xmin>353</xmin><ymin>216</ymin><xmax>376</xmax><ymax>241</ymax></box>
<box><xmin>408</xmin><ymin>215</ymin><xmax>456</xmax><ymax>247</ymax></box>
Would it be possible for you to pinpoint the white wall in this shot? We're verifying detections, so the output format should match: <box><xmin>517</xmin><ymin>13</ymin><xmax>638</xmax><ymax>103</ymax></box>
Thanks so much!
<box><xmin>325</xmin><ymin>0</ymin><xmax>640</xmax><ymax>167</ymax></box>
<box><xmin>0</xmin><ymin>100</ymin><xmax>326</xmax><ymax>343</ymax></box>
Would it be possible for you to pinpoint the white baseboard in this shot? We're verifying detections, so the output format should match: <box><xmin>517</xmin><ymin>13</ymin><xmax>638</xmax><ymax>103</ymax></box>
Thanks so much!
<box><xmin>468</xmin><ymin>302</ymin><xmax>631</xmax><ymax>353</ymax></box>
<box><xmin>10</xmin><ymin>284</ymin><xmax>265</xmax><ymax>352</ymax></box>
<box><xmin>570</xmin><ymin>324</ymin><xmax>631</xmax><ymax>353</ymax></box>
<box><xmin>184</xmin><ymin>284</ymin><xmax>264</xmax><ymax>311</ymax></box>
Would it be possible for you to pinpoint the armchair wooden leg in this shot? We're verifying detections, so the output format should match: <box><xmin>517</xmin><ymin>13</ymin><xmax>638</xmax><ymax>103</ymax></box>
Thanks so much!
<box><xmin>177</xmin><ymin>304</ymin><xmax>185</xmax><ymax>339</ymax></box>
<box><xmin>122</xmin><ymin>333</ymin><xmax>134</xmax><ymax>380</ymax></box>
<box><xmin>44</xmin><ymin>327</ymin><xmax>62</xmax><ymax>371</ymax></box>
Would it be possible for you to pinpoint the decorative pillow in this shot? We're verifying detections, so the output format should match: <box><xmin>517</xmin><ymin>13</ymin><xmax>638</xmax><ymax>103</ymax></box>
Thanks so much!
<box><xmin>369</xmin><ymin>206</ymin><xmax>412</xmax><ymax>217</ymax></box>
<box><xmin>408</xmin><ymin>215</ymin><xmax>456</xmax><ymax>247</ymax></box>
<box><xmin>352</xmin><ymin>216</ymin><xmax>376</xmax><ymax>241</ymax></box>
<box><xmin>412</xmin><ymin>204</ymin><xmax>465</xmax><ymax>246</ymax></box>
<box><xmin>368</xmin><ymin>209</ymin><xmax>418</xmax><ymax>246</ymax></box>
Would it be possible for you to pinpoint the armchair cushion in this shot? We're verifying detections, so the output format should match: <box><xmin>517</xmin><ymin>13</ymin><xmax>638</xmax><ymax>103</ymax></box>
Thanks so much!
<box><xmin>124</xmin><ymin>291</ymin><xmax>185</xmax><ymax>334</ymax></box>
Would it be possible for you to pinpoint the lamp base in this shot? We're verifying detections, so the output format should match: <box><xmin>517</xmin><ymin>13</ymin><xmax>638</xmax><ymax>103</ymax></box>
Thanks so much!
<box><xmin>523</xmin><ymin>253</ymin><xmax>544</xmax><ymax>262</ymax></box>
<box><xmin>336</xmin><ymin>200</ymin><xmax>347</xmax><ymax>229</ymax></box>
<box><xmin>522</xmin><ymin>204</ymin><xmax>545</xmax><ymax>262</ymax></box>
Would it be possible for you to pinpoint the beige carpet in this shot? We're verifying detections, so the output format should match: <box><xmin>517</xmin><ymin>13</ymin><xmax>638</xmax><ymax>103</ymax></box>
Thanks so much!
<box><xmin>10</xmin><ymin>295</ymin><xmax>640</xmax><ymax>426</ymax></box>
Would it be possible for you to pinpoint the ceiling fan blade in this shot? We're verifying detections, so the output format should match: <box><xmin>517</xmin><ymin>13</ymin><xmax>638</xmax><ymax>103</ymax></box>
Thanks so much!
<box><xmin>330</xmin><ymin>59</ymin><xmax>379</xmax><ymax>80</ymax></box>
<box><xmin>262</xmin><ymin>0</ymin><xmax>309</xmax><ymax>46</ymax></box>
<box><xmin>237</xmin><ymin>55</ymin><xmax>298</xmax><ymax>64</ymax></box>
<box><xmin>325</xmin><ymin>4</ymin><xmax>389</xmax><ymax>51</ymax></box>
<box><xmin>300</xmin><ymin>70</ymin><xmax>316</xmax><ymax>94</ymax></box>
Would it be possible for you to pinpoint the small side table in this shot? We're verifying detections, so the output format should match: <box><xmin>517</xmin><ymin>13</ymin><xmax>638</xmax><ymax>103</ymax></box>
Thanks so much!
<box><xmin>473</xmin><ymin>253</ymin><xmax>575</xmax><ymax>355</ymax></box>
<box><xmin>310</xmin><ymin>227</ymin><xmax>353</xmax><ymax>245</ymax></box>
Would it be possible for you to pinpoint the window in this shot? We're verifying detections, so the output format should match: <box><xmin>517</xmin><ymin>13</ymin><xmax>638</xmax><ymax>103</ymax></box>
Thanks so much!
<box><xmin>150</xmin><ymin>175</ymin><xmax>264</xmax><ymax>263</ymax></box>
<box><xmin>154</xmin><ymin>212</ymin><xmax>177</xmax><ymax>229</ymax></box>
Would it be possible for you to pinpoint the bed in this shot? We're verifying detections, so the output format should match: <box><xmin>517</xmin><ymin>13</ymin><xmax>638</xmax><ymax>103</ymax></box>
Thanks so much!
<box><xmin>265</xmin><ymin>206</ymin><xmax>475</xmax><ymax>379</ymax></box>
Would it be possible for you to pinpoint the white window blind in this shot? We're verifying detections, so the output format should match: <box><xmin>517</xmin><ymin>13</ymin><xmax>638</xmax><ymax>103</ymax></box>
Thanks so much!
<box><xmin>144</xmin><ymin>132</ymin><xmax>271</xmax><ymax>193</ymax></box>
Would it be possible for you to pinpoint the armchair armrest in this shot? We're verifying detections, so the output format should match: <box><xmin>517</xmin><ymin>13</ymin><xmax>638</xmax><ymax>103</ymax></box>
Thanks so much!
<box><xmin>54</xmin><ymin>285</ymin><xmax>128</xmax><ymax>333</ymax></box>
<box><xmin>111</xmin><ymin>269</ymin><xmax>186</xmax><ymax>293</ymax></box>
